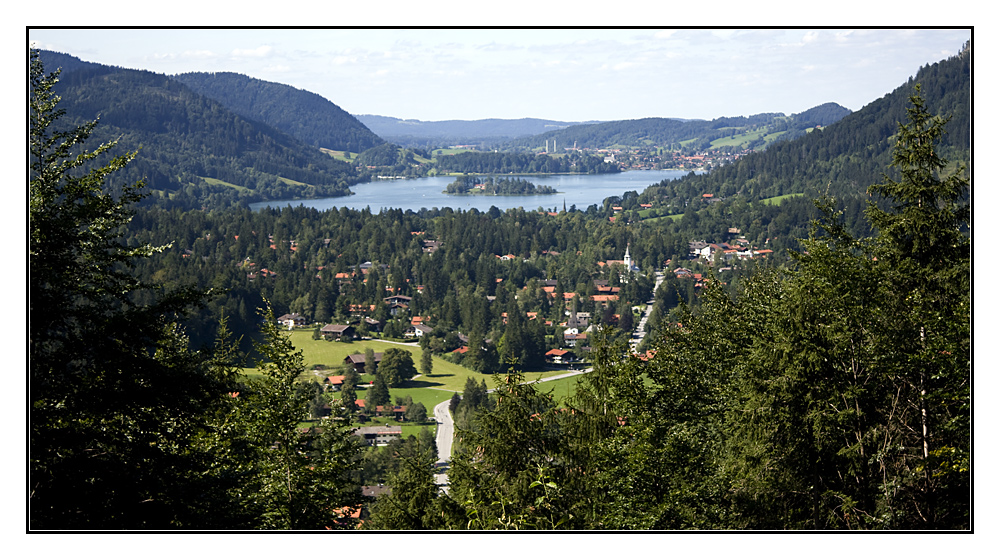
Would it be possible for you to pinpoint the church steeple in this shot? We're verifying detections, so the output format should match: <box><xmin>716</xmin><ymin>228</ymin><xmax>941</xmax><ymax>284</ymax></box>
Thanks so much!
<box><xmin>624</xmin><ymin>243</ymin><xmax>632</xmax><ymax>270</ymax></box>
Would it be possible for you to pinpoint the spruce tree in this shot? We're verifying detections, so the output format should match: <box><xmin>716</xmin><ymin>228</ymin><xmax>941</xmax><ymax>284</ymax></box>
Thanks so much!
<box><xmin>29</xmin><ymin>48</ymin><xmax>231</xmax><ymax>529</ymax></box>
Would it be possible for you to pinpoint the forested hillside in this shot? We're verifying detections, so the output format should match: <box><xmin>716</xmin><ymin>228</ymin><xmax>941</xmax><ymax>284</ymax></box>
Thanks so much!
<box><xmin>174</xmin><ymin>71</ymin><xmax>385</xmax><ymax>153</ymax></box>
<box><xmin>505</xmin><ymin>103</ymin><xmax>851</xmax><ymax>152</ymax></box>
<box><xmin>38</xmin><ymin>50</ymin><xmax>363</xmax><ymax>209</ymax></box>
<box><xmin>356</xmin><ymin>115</ymin><xmax>599</xmax><ymax>148</ymax></box>
<box><xmin>434</xmin><ymin>150</ymin><xmax>619</xmax><ymax>175</ymax></box>
<box><xmin>640</xmin><ymin>42</ymin><xmax>971</xmax><ymax>236</ymax></box>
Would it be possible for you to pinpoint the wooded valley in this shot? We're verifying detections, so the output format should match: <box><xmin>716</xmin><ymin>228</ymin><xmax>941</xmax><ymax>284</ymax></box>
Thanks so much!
<box><xmin>29</xmin><ymin>41</ymin><xmax>971</xmax><ymax>531</ymax></box>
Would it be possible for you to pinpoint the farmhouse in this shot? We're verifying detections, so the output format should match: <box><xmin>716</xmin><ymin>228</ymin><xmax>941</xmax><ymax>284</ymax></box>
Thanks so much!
<box><xmin>321</xmin><ymin>324</ymin><xmax>356</xmax><ymax>341</ymax></box>
<box><xmin>325</xmin><ymin>375</ymin><xmax>345</xmax><ymax>390</ymax></box>
<box><xmin>404</xmin><ymin>324</ymin><xmax>432</xmax><ymax>338</ymax></box>
<box><xmin>564</xmin><ymin>331</ymin><xmax>588</xmax><ymax>348</ymax></box>
<box><xmin>276</xmin><ymin>312</ymin><xmax>306</xmax><ymax>329</ymax></box>
<box><xmin>545</xmin><ymin>348</ymin><xmax>576</xmax><ymax>364</ymax></box>
<box><xmin>344</xmin><ymin>352</ymin><xmax>384</xmax><ymax>373</ymax></box>
<box><xmin>353</xmin><ymin>425</ymin><xmax>402</xmax><ymax>446</ymax></box>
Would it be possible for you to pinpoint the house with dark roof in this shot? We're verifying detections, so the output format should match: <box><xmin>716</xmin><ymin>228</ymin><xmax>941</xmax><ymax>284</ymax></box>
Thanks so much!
<box><xmin>276</xmin><ymin>312</ymin><xmax>306</xmax><ymax>329</ymax></box>
<box><xmin>404</xmin><ymin>324</ymin><xmax>432</xmax><ymax>338</ymax></box>
<box><xmin>321</xmin><ymin>324</ymin><xmax>356</xmax><ymax>341</ymax></box>
<box><xmin>344</xmin><ymin>352</ymin><xmax>383</xmax><ymax>373</ymax></box>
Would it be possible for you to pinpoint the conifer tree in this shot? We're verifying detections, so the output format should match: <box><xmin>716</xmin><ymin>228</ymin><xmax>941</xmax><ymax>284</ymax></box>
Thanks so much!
<box><xmin>864</xmin><ymin>86</ymin><xmax>970</xmax><ymax>528</ymax></box>
<box><xmin>230</xmin><ymin>305</ymin><xmax>363</xmax><ymax>529</ymax></box>
<box><xmin>29</xmin><ymin>48</ymin><xmax>230</xmax><ymax>529</ymax></box>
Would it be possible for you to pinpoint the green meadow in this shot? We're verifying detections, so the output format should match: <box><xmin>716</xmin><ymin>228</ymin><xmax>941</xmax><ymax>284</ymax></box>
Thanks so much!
<box><xmin>244</xmin><ymin>329</ymin><xmax>584</xmax><ymax>414</ymax></box>
<box><xmin>759</xmin><ymin>193</ymin><xmax>805</xmax><ymax>205</ymax></box>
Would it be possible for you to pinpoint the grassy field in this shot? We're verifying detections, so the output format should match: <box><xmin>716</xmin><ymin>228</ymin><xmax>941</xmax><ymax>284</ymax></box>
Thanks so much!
<box><xmin>431</xmin><ymin>147</ymin><xmax>476</xmax><ymax>157</ymax></box>
<box><xmin>759</xmin><ymin>193</ymin><xmax>805</xmax><ymax>205</ymax></box>
<box><xmin>243</xmin><ymin>330</ymin><xmax>582</xmax><ymax>414</ymax></box>
<box><xmin>320</xmin><ymin>148</ymin><xmax>355</xmax><ymax>162</ymax></box>
<box><xmin>709</xmin><ymin>127</ymin><xmax>791</xmax><ymax>149</ymax></box>
<box><xmin>641</xmin><ymin>212</ymin><xmax>684</xmax><ymax>223</ymax></box>
<box><xmin>200</xmin><ymin>176</ymin><xmax>249</xmax><ymax>191</ymax></box>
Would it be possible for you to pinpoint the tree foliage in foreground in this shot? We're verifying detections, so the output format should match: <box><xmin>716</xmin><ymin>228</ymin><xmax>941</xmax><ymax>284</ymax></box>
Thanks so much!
<box><xmin>29</xmin><ymin>49</ymin><xmax>363</xmax><ymax>530</ymax></box>
<box><xmin>29</xmin><ymin>47</ymin><xmax>230</xmax><ymax>529</ymax></box>
<box><xmin>219</xmin><ymin>306</ymin><xmax>362</xmax><ymax>529</ymax></box>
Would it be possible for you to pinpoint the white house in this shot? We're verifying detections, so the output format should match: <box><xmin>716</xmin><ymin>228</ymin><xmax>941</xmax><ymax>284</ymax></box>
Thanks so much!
<box><xmin>276</xmin><ymin>313</ymin><xmax>306</xmax><ymax>330</ymax></box>
<box><xmin>404</xmin><ymin>324</ymin><xmax>432</xmax><ymax>338</ymax></box>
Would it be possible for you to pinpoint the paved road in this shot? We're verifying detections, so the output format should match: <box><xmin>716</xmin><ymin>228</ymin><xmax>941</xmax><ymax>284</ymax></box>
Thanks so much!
<box><xmin>432</xmin><ymin>398</ymin><xmax>454</xmax><ymax>489</ymax></box>
<box><xmin>430</xmin><ymin>368</ymin><xmax>586</xmax><ymax>491</ymax></box>
<box><xmin>632</xmin><ymin>270</ymin><xmax>665</xmax><ymax>352</ymax></box>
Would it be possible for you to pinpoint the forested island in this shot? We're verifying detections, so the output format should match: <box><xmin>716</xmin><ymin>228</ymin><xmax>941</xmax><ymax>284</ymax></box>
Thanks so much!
<box><xmin>444</xmin><ymin>174</ymin><xmax>558</xmax><ymax>196</ymax></box>
<box><xmin>29</xmin><ymin>41</ymin><xmax>971</xmax><ymax>532</ymax></box>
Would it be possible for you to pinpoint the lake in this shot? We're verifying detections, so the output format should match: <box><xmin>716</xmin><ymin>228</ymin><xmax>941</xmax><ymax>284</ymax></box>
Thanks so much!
<box><xmin>249</xmin><ymin>169</ymin><xmax>700</xmax><ymax>213</ymax></box>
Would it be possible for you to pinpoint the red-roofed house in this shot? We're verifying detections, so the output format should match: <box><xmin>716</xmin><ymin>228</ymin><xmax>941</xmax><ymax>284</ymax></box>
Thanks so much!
<box><xmin>325</xmin><ymin>375</ymin><xmax>345</xmax><ymax>389</ymax></box>
<box><xmin>545</xmin><ymin>348</ymin><xmax>576</xmax><ymax>364</ymax></box>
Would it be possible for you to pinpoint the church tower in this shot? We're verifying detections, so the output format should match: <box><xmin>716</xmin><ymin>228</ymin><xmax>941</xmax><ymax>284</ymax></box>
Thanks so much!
<box><xmin>624</xmin><ymin>243</ymin><xmax>632</xmax><ymax>271</ymax></box>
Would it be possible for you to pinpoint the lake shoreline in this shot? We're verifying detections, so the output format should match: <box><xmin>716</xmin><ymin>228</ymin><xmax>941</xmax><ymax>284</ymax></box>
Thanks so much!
<box><xmin>250</xmin><ymin>169</ymin><xmax>703</xmax><ymax>213</ymax></box>
<box><xmin>441</xmin><ymin>191</ymin><xmax>563</xmax><ymax>197</ymax></box>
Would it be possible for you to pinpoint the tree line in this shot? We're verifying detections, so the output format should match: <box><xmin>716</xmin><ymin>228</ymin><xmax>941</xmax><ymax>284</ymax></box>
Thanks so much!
<box><xmin>445</xmin><ymin>175</ymin><xmax>557</xmax><ymax>195</ymax></box>
<box><xmin>434</xmin><ymin>150</ymin><xmax>619</xmax><ymax>175</ymax></box>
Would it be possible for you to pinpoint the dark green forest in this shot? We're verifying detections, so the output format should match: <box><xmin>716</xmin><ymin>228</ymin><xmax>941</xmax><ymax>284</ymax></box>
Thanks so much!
<box><xmin>29</xmin><ymin>41</ymin><xmax>971</xmax><ymax>531</ymax></box>
<box><xmin>37</xmin><ymin>51</ymin><xmax>366</xmax><ymax>210</ymax></box>
<box><xmin>173</xmin><ymin>71</ymin><xmax>386</xmax><ymax>153</ymax></box>
<box><xmin>445</xmin><ymin>175</ymin><xmax>558</xmax><ymax>195</ymax></box>
<box><xmin>434</xmin><ymin>150</ymin><xmax>620</xmax><ymax>174</ymax></box>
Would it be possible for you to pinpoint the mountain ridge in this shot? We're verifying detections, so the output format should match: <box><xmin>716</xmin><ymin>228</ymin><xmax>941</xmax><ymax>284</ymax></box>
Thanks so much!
<box><xmin>36</xmin><ymin>50</ymin><xmax>361</xmax><ymax>209</ymax></box>
<box><xmin>172</xmin><ymin>71</ymin><xmax>385</xmax><ymax>153</ymax></box>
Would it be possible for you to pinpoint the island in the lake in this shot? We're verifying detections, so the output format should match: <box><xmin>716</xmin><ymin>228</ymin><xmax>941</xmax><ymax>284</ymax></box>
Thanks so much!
<box><xmin>444</xmin><ymin>175</ymin><xmax>558</xmax><ymax>196</ymax></box>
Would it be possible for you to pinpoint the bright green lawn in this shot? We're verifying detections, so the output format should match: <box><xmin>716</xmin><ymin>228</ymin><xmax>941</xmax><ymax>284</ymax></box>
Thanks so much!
<box><xmin>759</xmin><ymin>193</ymin><xmax>805</xmax><ymax>205</ymax></box>
<box><xmin>321</xmin><ymin>149</ymin><xmax>355</xmax><ymax>162</ymax></box>
<box><xmin>243</xmin><ymin>330</ymin><xmax>573</xmax><ymax>413</ymax></box>
<box><xmin>642</xmin><ymin>212</ymin><xmax>684</xmax><ymax>223</ymax></box>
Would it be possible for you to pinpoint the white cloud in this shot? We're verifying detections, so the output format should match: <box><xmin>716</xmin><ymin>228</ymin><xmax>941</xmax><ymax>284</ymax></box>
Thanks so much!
<box><xmin>834</xmin><ymin>30</ymin><xmax>854</xmax><ymax>42</ymax></box>
<box><xmin>231</xmin><ymin>45</ymin><xmax>273</xmax><ymax>58</ymax></box>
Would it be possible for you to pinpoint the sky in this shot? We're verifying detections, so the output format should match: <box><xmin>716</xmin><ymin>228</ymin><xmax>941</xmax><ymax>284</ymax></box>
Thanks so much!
<box><xmin>27</xmin><ymin>27</ymin><xmax>970</xmax><ymax>123</ymax></box>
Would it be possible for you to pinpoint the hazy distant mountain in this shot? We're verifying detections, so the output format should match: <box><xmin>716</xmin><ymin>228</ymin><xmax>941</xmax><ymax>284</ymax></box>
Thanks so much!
<box><xmin>355</xmin><ymin>115</ymin><xmax>603</xmax><ymax>147</ymax></box>
<box><xmin>173</xmin><ymin>72</ymin><xmax>385</xmax><ymax>153</ymax></box>
<box><xmin>505</xmin><ymin>103</ymin><xmax>853</xmax><ymax>152</ymax></box>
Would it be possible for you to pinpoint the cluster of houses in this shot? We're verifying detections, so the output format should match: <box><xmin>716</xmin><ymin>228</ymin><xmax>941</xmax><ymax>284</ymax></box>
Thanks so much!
<box><xmin>590</xmin><ymin>147</ymin><xmax>752</xmax><ymax>171</ymax></box>
<box><xmin>688</xmin><ymin>233</ymin><xmax>773</xmax><ymax>263</ymax></box>
<box><xmin>277</xmin><ymin>246</ymin><xmax>655</xmax><ymax>370</ymax></box>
